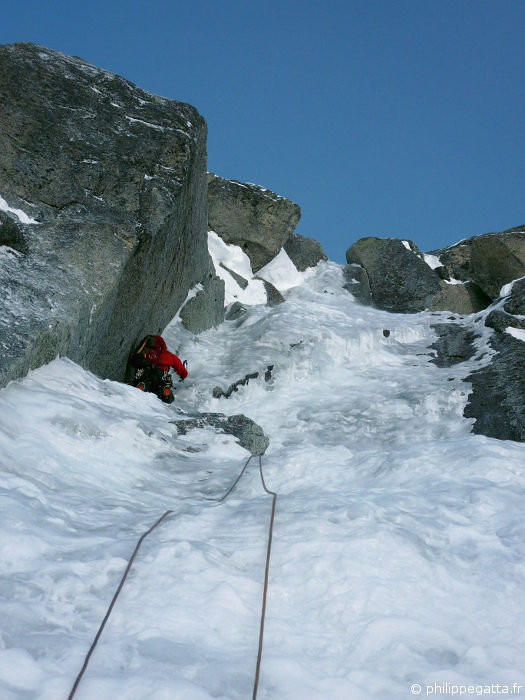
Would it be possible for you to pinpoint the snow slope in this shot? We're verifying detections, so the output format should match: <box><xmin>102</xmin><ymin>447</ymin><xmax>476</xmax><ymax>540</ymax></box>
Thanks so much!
<box><xmin>1</xmin><ymin>247</ymin><xmax>525</xmax><ymax>699</ymax></box>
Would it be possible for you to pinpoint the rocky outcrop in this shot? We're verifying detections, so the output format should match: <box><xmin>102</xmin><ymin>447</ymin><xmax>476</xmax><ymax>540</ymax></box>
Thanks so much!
<box><xmin>503</xmin><ymin>277</ymin><xmax>525</xmax><ymax>315</ymax></box>
<box><xmin>429</xmin><ymin>281</ymin><xmax>491</xmax><ymax>315</ymax></box>
<box><xmin>464</xmin><ymin>333</ymin><xmax>525</xmax><ymax>442</ymax></box>
<box><xmin>224</xmin><ymin>301</ymin><xmax>248</xmax><ymax>322</ymax></box>
<box><xmin>172</xmin><ymin>412</ymin><xmax>269</xmax><ymax>456</ymax></box>
<box><xmin>212</xmin><ymin>365</ymin><xmax>274</xmax><ymax>400</ymax></box>
<box><xmin>344</xmin><ymin>229</ymin><xmax>525</xmax><ymax>442</ymax></box>
<box><xmin>284</xmin><ymin>232</ymin><xmax>327</xmax><ymax>271</ymax></box>
<box><xmin>257</xmin><ymin>278</ymin><xmax>285</xmax><ymax>307</ymax></box>
<box><xmin>207</xmin><ymin>173</ymin><xmax>301</xmax><ymax>272</ymax></box>
<box><xmin>430</xmin><ymin>324</ymin><xmax>477</xmax><ymax>367</ymax></box>
<box><xmin>484</xmin><ymin>309</ymin><xmax>525</xmax><ymax>333</ymax></box>
<box><xmin>346</xmin><ymin>237</ymin><xmax>441</xmax><ymax>313</ymax></box>
<box><xmin>0</xmin><ymin>43</ymin><xmax>223</xmax><ymax>388</ymax></box>
<box><xmin>434</xmin><ymin>227</ymin><xmax>525</xmax><ymax>299</ymax></box>
<box><xmin>345</xmin><ymin>228</ymin><xmax>525</xmax><ymax>315</ymax></box>
<box><xmin>464</xmin><ymin>279</ymin><xmax>525</xmax><ymax>441</ymax></box>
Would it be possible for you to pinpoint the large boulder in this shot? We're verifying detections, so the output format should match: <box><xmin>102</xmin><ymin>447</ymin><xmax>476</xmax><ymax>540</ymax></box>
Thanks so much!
<box><xmin>345</xmin><ymin>228</ymin><xmax>525</xmax><ymax>315</ymax></box>
<box><xmin>345</xmin><ymin>237</ymin><xmax>441</xmax><ymax>313</ymax></box>
<box><xmin>0</xmin><ymin>43</ymin><xmax>223</xmax><ymax>388</ymax></box>
<box><xmin>207</xmin><ymin>173</ymin><xmax>301</xmax><ymax>272</ymax></box>
<box><xmin>430</xmin><ymin>280</ymin><xmax>491</xmax><ymax>314</ymax></box>
<box><xmin>284</xmin><ymin>232</ymin><xmax>327</xmax><ymax>271</ymax></box>
<box><xmin>434</xmin><ymin>227</ymin><xmax>525</xmax><ymax>299</ymax></box>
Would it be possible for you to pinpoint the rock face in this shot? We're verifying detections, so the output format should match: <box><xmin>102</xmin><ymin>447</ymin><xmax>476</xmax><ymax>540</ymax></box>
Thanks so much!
<box><xmin>464</xmin><ymin>333</ymin><xmax>525</xmax><ymax>442</ymax></box>
<box><xmin>207</xmin><ymin>173</ymin><xmax>301</xmax><ymax>272</ymax></box>
<box><xmin>429</xmin><ymin>281</ymin><xmax>491</xmax><ymax>315</ymax></box>
<box><xmin>464</xmin><ymin>279</ymin><xmax>525</xmax><ymax>442</ymax></box>
<box><xmin>179</xmin><ymin>275</ymin><xmax>225</xmax><ymax>335</ymax></box>
<box><xmin>346</xmin><ymin>237</ymin><xmax>441</xmax><ymax>313</ymax></box>
<box><xmin>0</xmin><ymin>43</ymin><xmax>223</xmax><ymax>388</ymax></box>
<box><xmin>434</xmin><ymin>227</ymin><xmax>525</xmax><ymax>300</ymax></box>
<box><xmin>284</xmin><ymin>232</ymin><xmax>327</xmax><ymax>271</ymax></box>
<box><xmin>345</xmin><ymin>228</ymin><xmax>525</xmax><ymax>316</ymax></box>
<box><xmin>504</xmin><ymin>277</ymin><xmax>525</xmax><ymax>315</ymax></box>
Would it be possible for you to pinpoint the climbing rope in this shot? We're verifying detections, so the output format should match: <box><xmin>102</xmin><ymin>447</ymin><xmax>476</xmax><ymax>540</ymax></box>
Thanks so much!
<box><xmin>207</xmin><ymin>454</ymin><xmax>253</xmax><ymax>503</ymax></box>
<box><xmin>67</xmin><ymin>509</ymin><xmax>173</xmax><ymax>700</ymax></box>
<box><xmin>252</xmin><ymin>455</ymin><xmax>277</xmax><ymax>700</ymax></box>
<box><xmin>66</xmin><ymin>453</ymin><xmax>277</xmax><ymax>700</ymax></box>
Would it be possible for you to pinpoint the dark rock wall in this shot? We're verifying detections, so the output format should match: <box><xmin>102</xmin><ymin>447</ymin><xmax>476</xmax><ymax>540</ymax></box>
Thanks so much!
<box><xmin>0</xmin><ymin>43</ymin><xmax>222</xmax><ymax>387</ymax></box>
<box><xmin>464</xmin><ymin>333</ymin><xmax>525</xmax><ymax>442</ymax></box>
<box><xmin>464</xmin><ymin>279</ymin><xmax>525</xmax><ymax>442</ymax></box>
<box><xmin>430</xmin><ymin>324</ymin><xmax>477</xmax><ymax>368</ymax></box>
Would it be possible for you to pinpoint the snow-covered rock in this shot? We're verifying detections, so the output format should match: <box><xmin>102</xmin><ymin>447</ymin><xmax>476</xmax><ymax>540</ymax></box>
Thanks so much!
<box><xmin>207</xmin><ymin>173</ymin><xmax>301</xmax><ymax>272</ymax></box>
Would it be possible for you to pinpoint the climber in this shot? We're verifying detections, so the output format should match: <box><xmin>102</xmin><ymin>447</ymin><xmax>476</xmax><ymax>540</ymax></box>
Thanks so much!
<box><xmin>126</xmin><ymin>335</ymin><xmax>188</xmax><ymax>403</ymax></box>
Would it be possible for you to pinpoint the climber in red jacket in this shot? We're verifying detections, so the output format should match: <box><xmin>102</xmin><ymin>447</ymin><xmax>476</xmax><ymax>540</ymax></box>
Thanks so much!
<box><xmin>127</xmin><ymin>335</ymin><xmax>187</xmax><ymax>403</ymax></box>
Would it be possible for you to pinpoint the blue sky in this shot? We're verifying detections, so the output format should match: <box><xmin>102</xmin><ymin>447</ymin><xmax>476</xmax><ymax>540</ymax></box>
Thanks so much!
<box><xmin>2</xmin><ymin>1</ymin><xmax>524</xmax><ymax>262</ymax></box>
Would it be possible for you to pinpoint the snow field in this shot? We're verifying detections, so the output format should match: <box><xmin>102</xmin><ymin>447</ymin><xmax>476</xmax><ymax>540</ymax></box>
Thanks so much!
<box><xmin>1</xmin><ymin>248</ymin><xmax>524</xmax><ymax>698</ymax></box>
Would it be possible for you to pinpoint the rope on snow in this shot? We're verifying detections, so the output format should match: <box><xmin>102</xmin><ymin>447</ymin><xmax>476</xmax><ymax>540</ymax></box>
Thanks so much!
<box><xmin>67</xmin><ymin>454</ymin><xmax>277</xmax><ymax>700</ymax></box>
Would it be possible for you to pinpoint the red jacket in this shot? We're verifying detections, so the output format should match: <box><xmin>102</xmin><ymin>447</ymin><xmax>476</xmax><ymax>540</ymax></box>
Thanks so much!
<box><xmin>144</xmin><ymin>336</ymin><xmax>188</xmax><ymax>380</ymax></box>
<box><xmin>157</xmin><ymin>349</ymin><xmax>188</xmax><ymax>379</ymax></box>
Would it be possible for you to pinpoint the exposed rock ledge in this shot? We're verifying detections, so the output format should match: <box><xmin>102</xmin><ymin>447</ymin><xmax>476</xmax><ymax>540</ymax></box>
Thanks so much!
<box><xmin>172</xmin><ymin>412</ymin><xmax>269</xmax><ymax>456</ymax></box>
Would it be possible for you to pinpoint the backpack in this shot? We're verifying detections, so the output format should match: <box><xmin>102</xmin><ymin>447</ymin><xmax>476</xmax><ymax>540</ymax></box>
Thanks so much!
<box><xmin>131</xmin><ymin>335</ymin><xmax>167</xmax><ymax>368</ymax></box>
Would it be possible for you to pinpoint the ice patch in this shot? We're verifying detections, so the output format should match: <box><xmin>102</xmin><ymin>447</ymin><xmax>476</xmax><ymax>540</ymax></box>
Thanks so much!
<box><xmin>445</xmin><ymin>278</ymin><xmax>467</xmax><ymax>285</ymax></box>
<box><xmin>423</xmin><ymin>253</ymin><xmax>442</xmax><ymax>270</ymax></box>
<box><xmin>208</xmin><ymin>231</ymin><xmax>266</xmax><ymax>305</ymax></box>
<box><xmin>506</xmin><ymin>327</ymin><xmax>525</xmax><ymax>342</ymax></box>
<box><xmin>257</xmin><ymin>248</ymin><xmax>304</xmax><ymax>291</ymax></box>
<box><xmin>125</xmin><ymin>115</ymin><xmax>164</xmax><ymax>131</ymax></box>
<box><xmin>0</xmin><ymin>648</ymin><xmax>44</xmax><ymax>690</ymax></box>
<box><xmin>0</xmin><ymin>194</ymin><xmax>39</xmax><ymax>225</ymax></box>
<box><xmin>500</xmin><ymin>275</ymin><xmax>525</xmax><ymax>298</ymax></box>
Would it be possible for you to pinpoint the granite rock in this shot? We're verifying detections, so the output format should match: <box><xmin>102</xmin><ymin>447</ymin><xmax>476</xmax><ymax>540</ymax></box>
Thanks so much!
<box><xmin>0</xmin><ymin>43</ymin><xmax>221</xmax><ymax>388</ymax></box>
<box><xmin>284</xmin><ymin>232</ymin><xmax>327</xmax><ymax>271</ymax></box>
<box><xmin>346</xmin><ymin>237</ymin><xmax>441</xmax><ymax>313</ymax></box>
<box><xmin>434</xmin><ymin>227</ymin><xmax>525</xmax><ymax>300</ymax></box>
<box><xmin>207</xmin><ymin>173</ymin><xmax>301</xmax><ymax>272</ymax></box>
<box><xmin>172</xmin><ymin>412</ymin><xmax>269</xmax><ymax>456</ymax></box>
